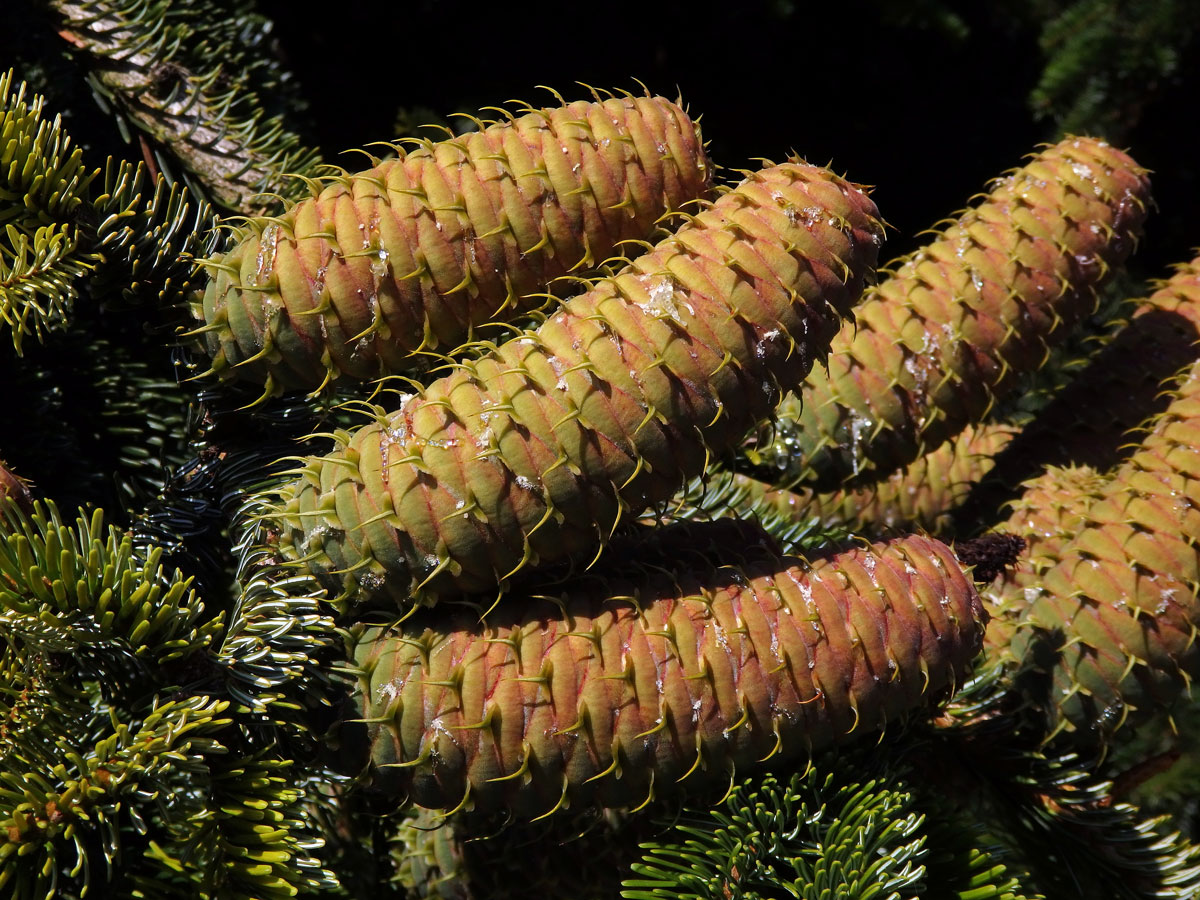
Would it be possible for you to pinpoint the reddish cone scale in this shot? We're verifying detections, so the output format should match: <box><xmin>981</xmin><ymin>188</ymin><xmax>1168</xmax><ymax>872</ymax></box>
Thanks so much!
<box><xmin>197</xmin><ymin>95</ymin><xmax>712</xmax><ymax>395</ymax></box>
<box><xmin>274</xmin><ymin>161</ymin><xmax>884</xmax><ymax>606</ymax></box>
<box><xmin>347</xmin><ymin>533</ymin><xmax>985</xmax><ymax>817</ymax></box>
<box><xmin>753</xmin><ymin>138</ymin><xmax>1150</xmax><ymax>490</ymax></box>
<box><xmin>0</xmin><ymin>459</ymin><xmax>32</xmax><ymax>513</ymax></box>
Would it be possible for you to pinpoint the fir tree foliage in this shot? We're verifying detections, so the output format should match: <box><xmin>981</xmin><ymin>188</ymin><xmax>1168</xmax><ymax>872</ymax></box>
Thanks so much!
<box><xmin>622</xmin><ymin>749</ymin><xmax>928</xmax><ymax>900</ymax></box>
<box><xmin>0</xmin><ymin>69</ymin><xmax>226</xmax><ymax>553</ymax></box>
<box><xmin>1</xmin><ymin>67</ymin><xmax>213</xmax><ymax>353</ymax></box>
<box><xmin>0</xmin><ymin>69</ymin><xmax>96</xmax><ymax>352</ymax></box>
<box><xmin>47</xmin><ymin>0</ymin><xmax>321</xmax><ymax>215</ymax></box>
<box><xmin>218</xmin><ymin>493</ymin><xmax>340</xmax><ymax>721</ymax></box>
<box><xmin>649</xmin><ymin>469</ymin><xmax>855</xmax><ymax>555</ymax></box>
<box><xmin>0</xmin><ymin>498</ymin><xmax>337</xmax><ymax>898</ymax></box>
<box><xmin>90</xmin><ymin>155</ymin><xmax>217</xmax><ymax>308</ymax></box>
<box><xmin>0</xmin><ymin>294</ymin><xmax>201</xmax><ymax>525</ymax></box>
<box><xmin>1029</xmin><ymin>0</ymin><xmax>1199</xmax><ymax>140</ymax></box>
<box><xmin>0</xmin><ymin>498</ymin><xmax>221</xmax><ymax>895</ymax></box>
<box><xmin>621</xmin><ymin>735</ymin><xmax>1044</xmax><ymax>900</ymax></box>
<box><xmin>623</xmin><ymin>665</ymin><xmax>1200</xmax><ymax>900</ymax></box>
<box><xmin>1004</xmin><ymin>748</ymin><xmax>1200</xmax><ymax>899</ymax></box>
<box><xmin>925</xmin><ymin>668</ymin><xmax>1200</xmax><ymax>900</ymax></box>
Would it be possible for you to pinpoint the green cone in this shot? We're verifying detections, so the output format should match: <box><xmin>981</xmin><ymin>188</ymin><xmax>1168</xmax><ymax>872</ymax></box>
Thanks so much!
<box><xmin>995</xmin><ymin>259</ymin><xmax>1200</xmax><ymax>740</ymax></box>
<box><xmin>273</xmin><ymin>160</ymin><xmax>884</xmax><ymax>607</ymax></box>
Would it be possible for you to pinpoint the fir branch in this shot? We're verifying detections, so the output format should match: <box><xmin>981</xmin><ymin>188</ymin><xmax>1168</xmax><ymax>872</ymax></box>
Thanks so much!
<box><xmin>128</xmin><ymin>753</ymin><xmax>335</xmax><ymax>900</ymax></box>
<box><xmin>217</xmin><ymin>492</ymin><xmax>339</xmax><ymax>722</ymax></box>
<box><xmin>0</xmin><ymin>499</ymin><xmax>339</xmax><ymax>897</ymax></box>
<box><xmin>91</xmin><ymin>155</ymin><xmax>217</xmax><ymax>308</ymax></box>
<box><xmin>999</xmin><ymin>746</ymin><xmax>1200</xmax><ymax>899</ymax></box>
<box><xmin>0</xmin><ymin>693</ymin><xmax>232</xmax><ymax>900</ymax></box>
<box><xmin>0</xmin><ymin>221</ymin><xmax>93</xmax><ymax>347</ymax></box>
<box><xmin>0</xmin><ymin>500</ymin><xmax>221</xmax><ymax>666</ymax></box>
<box><xmin>80</xmin><ymin>335</ymin><xmax>196</xmax><ymax>510</ymax></box>
<box><xmin>0</xmin><ymin>69</ymin><xmax>98</xmax><ymax>352</ymax></box>
<box><xmin>929</xmin><ymin>670</ymin><xmax>1200</xmax><ymax>900</ymax></box>
<box><xmin>622</xmin><ymin>749</ymin><xmax>926</xmax><ymax>900</ymax></box>
<box><xmin>1030</xmin><ymin>0</ymin><xmax>1199</xmax><ymax>139</ymax></box>
<box><xmin>1108</xmin><ymin>699</ymin><xmax>1200</xmax><ymax>840</ymax></box>
<box><xmin>651</xmin><ymin>467</ymin><xmax>855</xmax><ymax>555</ymax></box>
<box><xmin>0</xmin><ymin>322</ymin><xmax>197</xmax><ymax>525</ymax></box>
<box><xmin>126</xmin><ymin>382</ymin><xmax>347</xmax><ymax>601</ymax></box>
<box><xmin>916</xmin><ymin>793</ymin><xmax>1039</xmax><ymax>900</ymax></box>
<box><xmin>48</xmin><ymin>0</ymin><xmax>322</xmax><ymax>214</ymax></box>
<box><xmin>2</xmin><ymin>67</ymin><xmax>219</xmax><ymax>364</ymax></box>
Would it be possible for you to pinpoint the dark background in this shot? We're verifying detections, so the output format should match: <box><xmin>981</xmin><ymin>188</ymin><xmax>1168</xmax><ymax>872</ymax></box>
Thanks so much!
<box><xmin>257</xmin><ymin>0</ymin><xmax>1200</xmax><ymax>276</ymax></box>
<box><xmin>5</xmin><ymin>0</ymin><xmax>1198</xmax><ymax>273</ymax></box>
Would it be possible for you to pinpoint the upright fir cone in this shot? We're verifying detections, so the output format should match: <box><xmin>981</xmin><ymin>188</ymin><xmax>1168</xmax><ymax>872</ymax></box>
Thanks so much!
<box><xmin>751</xmin><ymin>137</ymin><xmax>1150</xmax><ymax>490</ymax></box>
<box><xmin>196</xmin><ymin>95</ymin><xmax>713</xmax><ymax>397</ymax></box>
<box><xmin>984</xmin><ymin>256</ymin><xmax>1200</xmax><ymax>681</ymax></box>
<box><xmin>344</xmin><ymin>530</ymin><xmax>985</xmax><ymax>817</ymax></box>
<box><xmin>978</xmin><ymin>259</ymin><xmax>1200</xmax><ymax>741</ymax></box>
<box><xmin>273</xmin><ymin>160</ymin><xmax>884</xmax><ymax>607</ymax></box>
<box><xmin>958</xmin><ymin>253</ymin><xmax>1200</xmax><ymax>526</ymax></box>
<box><xmin>1008</xmin><ymin>357</ymin><xmax>1200</xmax><ymax>741</ymax></box>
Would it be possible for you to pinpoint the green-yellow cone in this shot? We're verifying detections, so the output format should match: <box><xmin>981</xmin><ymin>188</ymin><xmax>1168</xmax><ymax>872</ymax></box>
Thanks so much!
<box><xmin>274</xmin><ymin>160</ymin><xmax>884</xmax><ymax>607</ymax></box>
<box><xmin>736</xmin><ymin>422</ymin><xmax>1016</xmax><ymax>537</ymax></box>
<box><xmin>984</xmin><ymin>257</ymin><xmax>1200</xmax><ymax>701</ymax></box>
